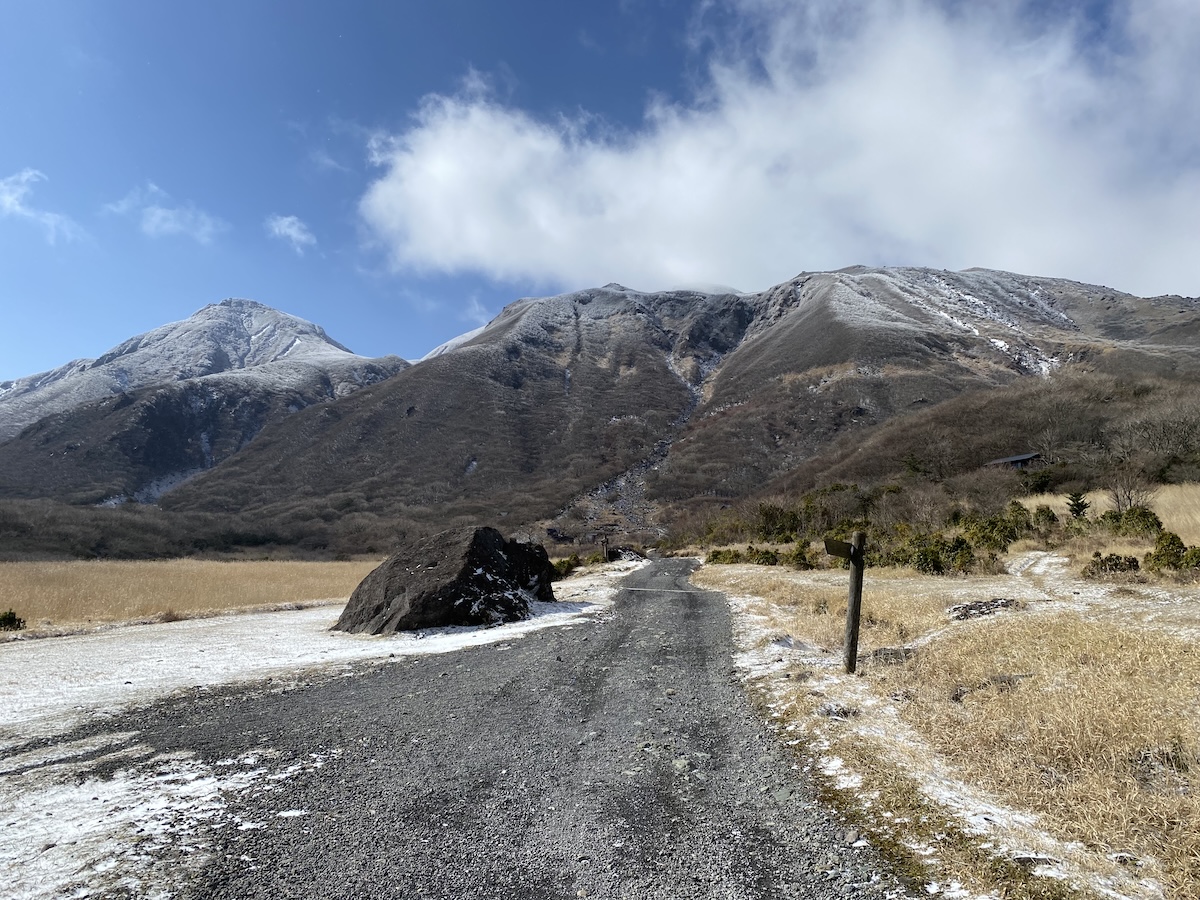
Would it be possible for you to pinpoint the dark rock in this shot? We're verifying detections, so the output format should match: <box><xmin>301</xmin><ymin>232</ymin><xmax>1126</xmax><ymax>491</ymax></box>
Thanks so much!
<box><xmin>335</xmin><ymin>526</ymin><xmax>556</xmax><ymax>634</ymax></box>
<box><xmin>948</xmin><ymin>597</ymin><xmax>1021</xmax><ymax>620</ymax></box>
<box><xmin>606</xmin><ymin>545</ymin><xmax>645</xmax><ymax>562</ymax></box>
<box><xmin>817</xmin><ymin>703</ymin><xmax>859</xmax><ymax>719</ymax></box>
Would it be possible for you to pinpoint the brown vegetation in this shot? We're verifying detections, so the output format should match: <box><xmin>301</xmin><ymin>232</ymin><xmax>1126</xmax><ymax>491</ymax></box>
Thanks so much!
<box><xmin>698</xmin><ymin>558</ymin><xmax>1200</xmax><ymax>899</ymax></box>
<box><xmin>1</xmin><ymin>558</ymin><xmax>380</xmax><ymax>630</ymax></box>
<box><xmin>757</xmin><ymin>373</ymin><xmax>1200</xmax><ymax>498</ymax></box>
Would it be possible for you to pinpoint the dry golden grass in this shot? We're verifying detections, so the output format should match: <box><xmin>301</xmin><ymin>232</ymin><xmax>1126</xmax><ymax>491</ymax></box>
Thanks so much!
<box><xmin>700</xmin><ymin>558</ymin><xmax>1200</xmax><ymax>898</ymax></box>
<box><xmin>0</xmin><ymin>559</ymin><xmax>381</xmax><ymax>628</ymax></box>
<box><xmin>1010</xmin><ymin>532</ymin><xmax>1156</xmax><ymax>568</ymax></box>
<box><xmin>1152</xmin><ymin>484</ymin><xmax>1200</xmax><ymax>545</ymax></box>
<box><xmin>1024</xmin><ymin>483</ymin><xmax>1200</xmax><ymax>545</ymax></box>
<box><xmin>879</xmin><ymin>616</ymin><xmax>1200</xmax><ymax>898</ymax></box>
<box><xmin>692</xmin><ymin>565</ymin><xmax>848</xmax><ymax>649</ymax></box>
<box><xmin>691</xmin><ymin>564</ymin><xmax>951</xmax><ymax>654</ymax></box>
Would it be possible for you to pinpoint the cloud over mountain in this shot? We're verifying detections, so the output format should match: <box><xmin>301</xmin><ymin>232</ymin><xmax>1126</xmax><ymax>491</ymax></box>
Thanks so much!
<box><xmin>359</xmin><ymin>0</ymin><xmax>1200</xmax><ymax>298</ymax></box>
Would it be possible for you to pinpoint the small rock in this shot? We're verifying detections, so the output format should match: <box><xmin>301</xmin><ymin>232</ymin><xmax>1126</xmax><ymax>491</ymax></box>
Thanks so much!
<box><xmin>1012</xmin><ymin>854</ymin><xmax>1060</xmax><ymax>870</ymax></box>
<box><xmin>817</xmin><ymin>703</ymin><xmax>859</xmax><ymax>719</ymax></box>
<box><xmin>948</xmin><ymin>597</ymin><xmax>1020</xmax><ymax>620</ymax></box>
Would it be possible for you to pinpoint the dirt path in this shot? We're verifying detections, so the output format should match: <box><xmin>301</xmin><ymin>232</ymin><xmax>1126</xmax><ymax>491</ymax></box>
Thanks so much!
<box><xmin>11</xmin><ymin>559</ymin><xmax>912</xmax><ymax>900</ymax></box>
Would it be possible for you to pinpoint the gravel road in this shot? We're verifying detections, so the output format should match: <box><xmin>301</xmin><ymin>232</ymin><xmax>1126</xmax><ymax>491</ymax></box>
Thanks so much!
<box><xmin>91</xmin><ymin>559</ymin><xmax>910</xmax><ymax>899</ymax></box>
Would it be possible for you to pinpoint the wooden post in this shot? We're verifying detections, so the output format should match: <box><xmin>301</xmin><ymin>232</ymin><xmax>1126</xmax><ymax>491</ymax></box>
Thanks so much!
<box><xmin>843</xmin><ymin>531</ymin><xmax>866</xmax><ymax>674</ymax></box>
<box><xmin>600</xmin><ymin>537</ymin><xmax>609</xmax><ymax>563</ymax></box>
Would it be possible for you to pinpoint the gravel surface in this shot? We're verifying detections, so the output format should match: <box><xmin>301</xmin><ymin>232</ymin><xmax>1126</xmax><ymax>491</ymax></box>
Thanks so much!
<box><xmin>72</xmin><ymin>559</ymin><xmax>912</xmax><ymax>899</ymax></box>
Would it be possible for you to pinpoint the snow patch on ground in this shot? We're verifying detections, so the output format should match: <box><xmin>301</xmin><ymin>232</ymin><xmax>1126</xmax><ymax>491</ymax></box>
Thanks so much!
<box><xmin>1</xmin><ymin>735</ymin><xmax>339</xmax><ymax>899</ymax></box>
<box><xmin>0</xmin><ymin>558</ymin><xmax>645</xmax><ymax>899</ymax></box>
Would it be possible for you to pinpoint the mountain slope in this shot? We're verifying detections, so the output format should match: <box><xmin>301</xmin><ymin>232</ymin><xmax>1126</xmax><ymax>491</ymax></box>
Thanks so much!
<box><xmin>157</xmin><ymin>268</ymin><xmax>1200</xmax><ymax>543</ymax></box>
<box><xmin>159</xmin><ymin>284</ymin><xmax>720</xmax><ymax>526</ymax></box>
<box><xmin>647</xmin><ymin>266</ymin><xmax>1200</xmax><ymax>504</ymax></box>
<box><xmin>0</xmin><ymin>298</ymin><xmax>404</xmax><ymax>443</ymax></box>
<box><xmin>4</xmin><ymin>268</ymin><xmax>1197</xmax><ymax>552</ymax></box>
<box><xmin>0</xmin><ymin>299</ymin><xmax>407</xmax><ymax>503</ymax></box>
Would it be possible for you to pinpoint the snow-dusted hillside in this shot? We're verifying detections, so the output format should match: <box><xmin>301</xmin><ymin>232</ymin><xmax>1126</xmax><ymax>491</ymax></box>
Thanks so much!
<box><xmin>0</xmin><ymin>299</ymin><xmax>406</xmax><ymax>443</ymax></box>
<box><xmin>3</xmin><ymin>267</ymin><xmax>1198</xmax><ymax>530</ymax></box>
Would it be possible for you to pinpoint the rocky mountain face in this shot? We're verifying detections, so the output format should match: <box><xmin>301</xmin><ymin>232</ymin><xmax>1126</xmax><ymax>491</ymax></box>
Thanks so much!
<box><xmin>0</xmin><ymin>299</ymin><xmax>407</xmax><ymax>503</ymax></box>
<box><xmin>3</xmin><ymin>268</ymin><xmax>1198</xmax><ymax>548</ymax></box>
<box><xmin>154</xmin><ymin>268</ymin><xmax>1200</xmax><ymax>542</ymax></box>
<box><xmin>644</xmin><ymin>266</ymin><xmax>1200</xmax><ymax>504</ymax></box>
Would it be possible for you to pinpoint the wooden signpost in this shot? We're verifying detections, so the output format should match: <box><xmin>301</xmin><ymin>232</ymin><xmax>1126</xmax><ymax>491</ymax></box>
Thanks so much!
<box><xmin>824</xmin><ymin>531</ymin><xmax>867</xmax><ymax>674</ymax></box>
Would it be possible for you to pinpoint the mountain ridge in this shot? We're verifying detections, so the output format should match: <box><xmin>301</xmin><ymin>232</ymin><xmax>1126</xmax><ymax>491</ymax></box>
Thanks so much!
<box><xmin>0</xmin><ymin>299</ymin><xmax>408</xmax><ymax>504</ymax></box>
<box><xmin>2</xmin><ymin>266</ymin><xmax>1198</xmax><ymax>553</ymax></box>
<box><xmin>0</xmin><ymin>298</ymin><xmax>406</xmax><ymax>444</ymax></box>
<box><xmin>156</xmin><ymin>267</ymin><xmax>1200</xmax><ymax>536</ymax></box>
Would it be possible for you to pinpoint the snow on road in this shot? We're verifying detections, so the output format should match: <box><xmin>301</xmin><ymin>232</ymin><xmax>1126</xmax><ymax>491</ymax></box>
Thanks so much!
<box><xmin>0</xmin><ymin>560</ymin><xmax>643</xmax><ymax>900</ymax></box>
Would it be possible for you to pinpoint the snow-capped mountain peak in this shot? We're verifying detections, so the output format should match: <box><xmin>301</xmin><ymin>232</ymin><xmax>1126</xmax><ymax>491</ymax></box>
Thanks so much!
<box><xmin>0</xmin><ymin>298</ymin><xmax>404</xmax><ymax>443</ymax></box>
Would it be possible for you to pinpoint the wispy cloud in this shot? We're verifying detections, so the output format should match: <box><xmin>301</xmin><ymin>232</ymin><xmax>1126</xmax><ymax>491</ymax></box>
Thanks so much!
<box><xmin>359</xmin><ymin>0</ymin><xmax>1200</xmax><ymax>298</ymax></box>
<box><xmin>462</xmin><ymin>296</ymin><xmax>492</xmax><ymax>327</ymax></box>
<box><xmin>309</xmin><ymin>147</ymin><xmax>352</xmax><ymax>174</ymax></box>
<box><xmin>264</xmin><ymin>214</ymin><xmax>317</xmax><ymax>255</ymax></box>
<box><xmin>106</xmin><ymin>183</ymin><xmax>227</xmax><ymax>244</ymax></box>
<box><xmin>0</xmin><ymin>169</ymin><xmax>85</xmax><ymax>244</ymax></box>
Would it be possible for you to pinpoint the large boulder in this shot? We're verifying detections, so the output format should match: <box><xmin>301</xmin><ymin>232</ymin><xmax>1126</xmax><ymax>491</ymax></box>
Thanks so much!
<box><xmin>335</xmin><ymin>526</ymin><xmax>557</xmax><ymax>634</ymax></box>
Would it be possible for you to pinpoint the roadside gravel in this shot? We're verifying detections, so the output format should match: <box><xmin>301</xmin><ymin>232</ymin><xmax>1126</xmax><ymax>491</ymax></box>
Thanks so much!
<box><xmin>77</xmin><ymin>559</ymin><xmax>911</xmax><ymax>899</ymax></box>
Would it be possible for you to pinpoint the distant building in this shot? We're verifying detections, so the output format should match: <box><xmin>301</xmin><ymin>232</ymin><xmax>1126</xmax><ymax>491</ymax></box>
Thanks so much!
<box><xmin>985</xmin><ymin>452</ymin><xmax>1042</xmax><ymax>470</ymax></box>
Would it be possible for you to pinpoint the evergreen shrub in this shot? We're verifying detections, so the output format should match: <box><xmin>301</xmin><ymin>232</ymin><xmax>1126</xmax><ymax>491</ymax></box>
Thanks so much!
<box><xmin>1082</xmin><ymin>552</ymin><xmax>1141</xmax><ymax>578</ymax></box>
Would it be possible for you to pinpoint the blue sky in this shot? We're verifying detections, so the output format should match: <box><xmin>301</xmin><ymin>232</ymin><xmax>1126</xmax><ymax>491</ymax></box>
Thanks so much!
<box><xmin>2</xmin><ymin>1</ymin><xmax>1198</xmax><ymax>380</ymax></box>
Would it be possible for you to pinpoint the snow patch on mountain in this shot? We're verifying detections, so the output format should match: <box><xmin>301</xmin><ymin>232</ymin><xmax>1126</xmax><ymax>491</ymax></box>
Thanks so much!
<box><xmin>420</xmin><ymin>324</ymin><xmax>487</xmax><ymax>361</ymax></box>
<box><xmin>0</xmin><ymin>299</ymin><xmax>407</xmax><ymax>442</ymax></box>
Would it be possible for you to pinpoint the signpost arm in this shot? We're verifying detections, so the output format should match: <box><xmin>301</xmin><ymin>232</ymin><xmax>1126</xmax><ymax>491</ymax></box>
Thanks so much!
<box><xmin>843</xmin><ymin>531</ymin><xmax>866</xmax><ymax>674</ymax></box>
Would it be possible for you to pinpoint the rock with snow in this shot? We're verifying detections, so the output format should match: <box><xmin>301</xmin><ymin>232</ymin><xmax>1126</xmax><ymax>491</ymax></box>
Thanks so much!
<box><xmin>335</xmin><ymin>527</ymin><xmax>557</xmax><ymax>634</ymax></box>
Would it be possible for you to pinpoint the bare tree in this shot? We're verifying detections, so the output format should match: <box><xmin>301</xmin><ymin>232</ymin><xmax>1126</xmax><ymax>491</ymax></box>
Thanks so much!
<box><xmin>1108</xmin><ymin>468</ymin><xmax>1157</xmax><ymax>514</ymax></box>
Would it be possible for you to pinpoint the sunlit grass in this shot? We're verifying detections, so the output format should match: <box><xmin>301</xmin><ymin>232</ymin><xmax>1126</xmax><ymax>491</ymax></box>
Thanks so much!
<box><xmin>691</xmin><ymin>563</ymin><xmax>951</xmax><ymax>652</ymax></box>
<box><xmin>699</xmin><ymin>560</ymin><xmax>1200</xmax><ymax>898</ymax></box>
<box><xmin>881</xmin><ymin>616</ymin><xmax>1200</xmax><ymax>898</ymax></box>
<box><xmin>1023</xmin><ymin>483</ymin><xmax>1200</xmax><ymax>545</ymax></box>
<box><xmin>0</xmin><ymin>559</ymin><xmax>381</xmax><ymax>629</ymax></box>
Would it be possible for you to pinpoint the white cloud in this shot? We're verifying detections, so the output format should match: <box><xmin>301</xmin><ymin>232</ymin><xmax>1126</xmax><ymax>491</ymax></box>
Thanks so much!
<box><xmin>462</xmin><ymin>296</ymin><xmax>492</xmax><ymax>327</ymax></box>
<box><xmin>264</xmin><ymin>214</ymin><xmax>317</xmax><ymax>254</ymax></box>
<box><xmin>106</xmin><ymin>183</ymin><xmax>227</xmax><ymax>244</ymax></box>
<box><xmin>309</xmin><ymin>147</ymin><xmax>352</xmax><ymax>174</ymax></box>
<box><xmin>359</xmin><ymin>0</ymin><xmax>1200</xmax><ymax>298</ymax></box>
<box><xmin>0</xmin><ymin>169</ymin><xmax>85</xmax><ymax>244</ymax></box>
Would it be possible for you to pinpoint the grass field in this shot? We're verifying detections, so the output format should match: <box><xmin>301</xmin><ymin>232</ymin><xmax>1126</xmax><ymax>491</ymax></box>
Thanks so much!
<box><xmin>0</xmin><ymin>558</ymin><xmax>382</xmax><ymax>631</ymax></box>
<box><xmin>1023</xmin><ymin>483</ymin><xmax>1200</xmax><ymax>545</ymax></box>
<box><xmin>695</xmin><ymin>556</ymin><xmax>1200</xmax><ymax>900</ymax></box>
